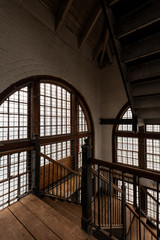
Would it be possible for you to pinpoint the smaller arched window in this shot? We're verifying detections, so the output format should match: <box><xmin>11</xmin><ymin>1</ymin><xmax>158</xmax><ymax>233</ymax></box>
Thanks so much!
<box><xmin>115</xmin><ymin>107</ymin><xmax>139</xmax><ymax>166</ymax></box>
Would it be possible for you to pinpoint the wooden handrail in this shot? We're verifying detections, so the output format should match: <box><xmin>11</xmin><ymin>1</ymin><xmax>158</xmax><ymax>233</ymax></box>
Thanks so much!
<box><xmin>0</xmin><ymin>147</ymin><xmax>34</xmax><ymax>157</ymax></box>
<box><xmin>92</xmin><ymin>168</ymin><xmax>122</xmax><ymax>193</ymax></box>
<box><xmin>89</xmin><ymin>158</ymin><xmax>160</xmax><ymax>182</ymax></box>
<box><xmin>40</xmin><ymin>153</ymin><xmax>81</xmax><ymax>177</ymax></box>
<box><xmin>100</xmin><ymin>167</ymin><xmax>133</xmax><ymax>181</ymax></box>
<box><xmin>126</xmin><ymin>203</ymin><xmax>157</xmax><ymax>239</ymax></box>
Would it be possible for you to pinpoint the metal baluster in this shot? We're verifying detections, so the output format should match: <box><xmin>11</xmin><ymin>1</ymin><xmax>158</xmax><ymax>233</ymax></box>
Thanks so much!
<box><xmin>105</xmin><ymin>178</ymin><xmax>106</xmax><ymax>225</ymax></box>
<box><xmin>67</xmin><ymin>170</ymin><xmax>69</xmax><ymax>199</ymax></box>
<box><xmin>93</xmin><ymin>175</ymin><xmax>96</xmax><ymax>225</ymax></box>
<box><xmin>56</xmin><ymin>163</ymin><xmax>58</xmax><ymax>196</ymax></box>
<box><xmin>48</xmin><ymin>160</ymin><xmax>50</xmax><ymax>194</ymax></box>
<box><xmin>8</xmin><ymin>154</ymin><xmax>11</xmax><ymax>206</ymax></box>
<box><xmin>109</xmin><ymin>169</ymin><xmax>112</xmax><ymax>237</ymax></box>
<box><xmin>98</xmin><ymin>166</ymin><xmax>100</xmax><ymax>228</ymax></box>
<box><xmin>64</xmin><ymin>168</ymin><xmax>65</xmax><ymax>198</ymax></box>
<box><xmin>101</xmin><ymin>178</ymin><xmax>103</xmax><ymax>226</ymax></box>
<box><xmin>138</xmin><ymin>177</ymin><xmax>141</xmax><ymax>240</ymax></box>
<box><xmin>43</xmin><ymin>157</ymin><xmax>45</xmax><ymax>193</ymax></box>
<box><xmin>130</xmin><ymin>209</ymin><xmax>131</xmax><ymax>240</ymax></box>
<box><xmin>157</xmin><ymin>182</ymin><xmax>159</xmax><ymax>240</ymax></box>
<box><xmin>113</xmin><ymin>186</ymin><xmax>115</xmax><ymax>226</ymax></box>
<box><xmin>107</xmin><ymin>180</ymin><xmax>109</xmax><ymax>225</ymax></box>
<box><xmin>52</xmin><ymin>161</ymin><xmax>54</xmax><ymax>195</ymax></box>
<box><xmin>60</xmin><ymin>166</ymin><xmax>62</xmax><ymax>197</ymax></box>
<box><xmin>115</xmin><ymin>189</ymin><xmax>117</xmax><ymax>225</ymax></box>
<box><xmin>70</xmin><ymin>172</ymin><xmax>72</xmax><ymax>198</ymax></box>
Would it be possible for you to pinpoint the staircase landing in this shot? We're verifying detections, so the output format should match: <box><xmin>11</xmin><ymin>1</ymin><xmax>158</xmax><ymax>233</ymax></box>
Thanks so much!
<box><xmin>0</xmin><ymin>194</ymin><xmax>95</xmax><ymax>240</ymax></box>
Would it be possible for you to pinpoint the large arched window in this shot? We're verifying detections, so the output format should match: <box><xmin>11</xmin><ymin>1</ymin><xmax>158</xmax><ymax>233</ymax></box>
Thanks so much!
<box><xmin>0</xmin><ymin>76</ymin><xmax>93</xmax><ymax>210</ymax></box>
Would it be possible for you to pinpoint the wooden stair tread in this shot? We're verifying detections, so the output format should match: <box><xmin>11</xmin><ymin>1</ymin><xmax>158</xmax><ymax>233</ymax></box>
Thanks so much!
<box><xmin>9</xmin><ymin>201</ymin><xmax>60</xmax><ymax>240</ymax></box>
<box><xmin>43</xmin><ymin>196</ymin><xmax>81</xmax><ymax>227</ymax></box>
<box><xmin>20</xmin><ymin>194</ymin><xmax>95</xmax><ymax>240</ymax></box>
<box><xmin>0</xmin><ymin>207</ymin><xmax>34</xmax><ymax>240</ymax></box>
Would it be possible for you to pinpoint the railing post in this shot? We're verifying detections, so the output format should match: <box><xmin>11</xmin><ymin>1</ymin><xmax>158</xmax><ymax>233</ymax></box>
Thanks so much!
<box><xmin>32</xmin><ymin>134</ymin><xmax>40</xmax><ymax>196</ymax></box>
<box><xmin>109</xmin><ymin>169</ymin><xmax>112</xmax><ymax>237</ymax></box>
<box><xmin>138</xmin><ymin>177</ymin><xmax>141</xmax><ymax>240</ymax></box>
<box><xmin>157</xmin><ymin>182</ymin><xmax>159</xmax><ymax>240</ymax></box>
<box><xmin>81</xmin><ymin>138</ymin><xmax>92</xmax><ymax>234</ymax></box>
<box><xmin>133</xmin><ymin>175</ymin><xmax>137</xmax><ymax>209</ymax></box>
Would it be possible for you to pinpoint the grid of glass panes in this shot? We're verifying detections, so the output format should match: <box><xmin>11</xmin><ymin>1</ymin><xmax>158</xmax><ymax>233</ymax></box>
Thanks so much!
<box><xmin>118</xmin><ymin>180</ymin><xmax>138</xmax><ymax>205</ymax></box>
<box><xmin>40</xmin><ymin>141</ymin><xmax>71</xmax><ymax>166</ymax></box>
<box><xmin>146</xmin><ymin>125</ymin><xmax>160</xmax><ymax>132</ymax></box>
<box><xmin>40</xmin><ymin>83</ymin><xmax>71</xmax><ymax>136</ymax></box>
<box><xmin>0</xmin><ymin>87</ymin><xmax>28</xmax><ymax>141</ymax></box>
<box><xmin>78</xmin><ymin>137</ymin><xmax>87</xmax><ymax>169</ymax></box>
<box><xmin>117</xmin><ymin>137</ymin><xmax>139</xmax><ymax>166</ymax></box>
<box><xmin>78</xmin><ymin>105</ymin><xmax>88</xmax><ymax>132</ymax></box>
<box><xmin>0</xmin><ymin>152</ymin><xmax>30</xmax><ymax>210</ymax></box>
<box><xmin>118</xmin><ymin>108</ymin><xmax>132</xmax><ymax>131</ymax></box>
<box><xmin>147</xmin><ymin>189</ymin><xmax>160</xmax><ymax>223</ymax></box>
<box><xmin>146</xmin><ymin>139</ymin><xmax>160</xmax><ymax>171</ymax></box>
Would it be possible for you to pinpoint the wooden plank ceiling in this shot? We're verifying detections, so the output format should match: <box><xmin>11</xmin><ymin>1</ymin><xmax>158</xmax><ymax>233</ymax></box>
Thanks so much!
<box><xmin>40</xmin><ymin>0</ymin><xmax>113</xmax><ymax>68</ymax></box>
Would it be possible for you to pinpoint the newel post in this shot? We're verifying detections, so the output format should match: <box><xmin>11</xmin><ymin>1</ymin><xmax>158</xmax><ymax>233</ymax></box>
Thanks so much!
<box><xmin>81</xmin><ymin>138</ymin><xmax>92</xmax><ymax>234</ymax></box>
<box><xmin>32</xmin><ymin>134</ymin><xmax>40</xmax><ymax>196</ymax></box>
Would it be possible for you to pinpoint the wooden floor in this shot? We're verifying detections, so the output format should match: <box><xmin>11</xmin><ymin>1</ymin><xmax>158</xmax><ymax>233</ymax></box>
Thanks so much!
<box><xmin>0</xmin><ymin>194</ymin><xmax>95</xmax><ymax>240</ymax></box>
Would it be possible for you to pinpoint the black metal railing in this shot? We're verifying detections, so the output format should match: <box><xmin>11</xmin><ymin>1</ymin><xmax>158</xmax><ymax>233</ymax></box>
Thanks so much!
<box><xmin>40</xmin><ymin>153</ymin><xmax>81</xmax><ymax>203</ymax></box>
<box><xmin>81</xmin><ymin>140</ymin><xmax>160</xmax><ymax>240</ymax></box>
<box><xmin>91</xmin><ymin>167</ymin><xmax>126</xmax><ymax>238</ymax></box>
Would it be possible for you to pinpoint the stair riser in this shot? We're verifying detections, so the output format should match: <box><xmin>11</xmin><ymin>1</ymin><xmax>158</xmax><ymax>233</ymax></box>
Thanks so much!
<box><xmin>131</xmin><ymin>79</ymin><xmax>160</xmax><ymax>96</ymax></box>
<box><xmin>127</xmin><ymin>59</ymin><xmax>160</xmax><ymax>82</ymax></box>
<box><xmin>116</xmin><ymin>1</ymin><xmax>160</xmax><ymax>39</ymax></box>
<box><xmin>122</xmin><ymin>33</ymin><xmax>160</xmax><ymax>64</ymax></box>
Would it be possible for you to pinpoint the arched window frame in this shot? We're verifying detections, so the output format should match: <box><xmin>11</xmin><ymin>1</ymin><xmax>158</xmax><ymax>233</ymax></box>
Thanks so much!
<box><xmin>0</xmin><ymin>76</ymin><xmax>94</xmax><ymax>210</ymax></box>
<box><xmin>113</xmin><ymin>103</ymin><xmax>160</xmax><ymax>216</ymax></box>
<box><xmin>113</xmin><ymin>102</ymin><xmax>160</xmax><ymax>171</ymax></box>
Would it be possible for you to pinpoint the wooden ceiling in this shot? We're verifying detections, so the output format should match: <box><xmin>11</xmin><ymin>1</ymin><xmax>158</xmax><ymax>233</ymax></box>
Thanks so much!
<box><xmin>40</xmin><ymin>0</ymin><xmax>113</xmax><ymax>68</ymax></box>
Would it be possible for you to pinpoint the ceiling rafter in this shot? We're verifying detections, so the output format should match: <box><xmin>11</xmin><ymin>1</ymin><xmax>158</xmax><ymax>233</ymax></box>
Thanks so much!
<box><xmin>99</xmin><ymin>28</ymin><xmax>109</xmax><ymax>66</ymax></box>
<box><xmin>78</xmin><ymin>1</ymin><xmax>102</xmax><ymax>48</ymax></box>
<box><xmin>93</xmin><ymin>27</ymin><xmax>112</xmax><ymax>67</ymax></box>
<box><xmin>56</xmin><ymin>0</ymin><xmax>74</xmax><ymax>31</ymax></box>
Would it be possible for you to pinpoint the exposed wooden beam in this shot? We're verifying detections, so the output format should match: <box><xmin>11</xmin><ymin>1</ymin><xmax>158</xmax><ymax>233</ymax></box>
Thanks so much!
<box><xmin>92</xmin><ymin>37</ymin><xmax>104</xmax><ymax>61</ymax></box>
<box><xmin>106</xmin><ymin>44</ymin><xmax>113</xmax><ymax>64</ymax></box>
<box><xmin>79</xmin><ymin>1</ymin><xmax>102</xmax><ymax>48</ymax></box>
<box><xmin>100</xmin><ymin>118</ymin><xmax>134</xmax><ymax>125</ymax></box>
<box><xmin>99</xmin><ymin>29</ymin><xmax>109</xmax><ymax>66</ymax></box>
<box><xmin>109</xmin><ymin>0</ymin><xmax>120</xmax><ymax>7</ymax></box>
<box><xmin>56</xmin><ymin>0</ymin><xmax>74</xmax><ymax>31</ymax></box>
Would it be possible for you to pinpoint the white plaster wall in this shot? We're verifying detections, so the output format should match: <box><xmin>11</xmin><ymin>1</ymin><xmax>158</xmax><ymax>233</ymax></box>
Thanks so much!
<box><xmin>0</xmin><ymin>0</ymin><xmax>102</xmax><ymax>158</ymax></box>
<box><xmin>0</xmin><ymin>0</ymin><xmax>127</xmax><ymax>161</ymax></box>
<box><xmin>100</xmin><ymin>57</ymin><xmax>128</xmax><ymax>161</ymax></box>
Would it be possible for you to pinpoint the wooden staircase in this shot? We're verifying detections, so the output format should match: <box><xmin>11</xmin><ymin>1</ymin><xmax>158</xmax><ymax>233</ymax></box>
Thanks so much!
<box><xmin>103</xmin><ymin>0</ymin><xmax>160</xmax><ymax>124</ymax></box>
<box><xmin>0</xmin><ymin>194</ymin><xmax>95</xmax><ymax>240</ymax></box>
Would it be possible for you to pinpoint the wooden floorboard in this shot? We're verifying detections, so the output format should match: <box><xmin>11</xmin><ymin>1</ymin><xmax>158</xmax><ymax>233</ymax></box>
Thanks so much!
<box><xmin>20</xmin><ymin>194</ymin><xmax>95</xmax><ymax>240</ymax></box>
<box><xmin>0</xmin><ymin>208</ymin><xmax>34</xmax><ymax>240</ymax></box>
<box><xmin>43</xmin><ymin>197</ymin><xmax>81</xmax><ymax>227</ymax></box>
<box><xmin>9</xmin><ymin>201</ymin><xmax>60</xmax><ymax>240</ymax></box>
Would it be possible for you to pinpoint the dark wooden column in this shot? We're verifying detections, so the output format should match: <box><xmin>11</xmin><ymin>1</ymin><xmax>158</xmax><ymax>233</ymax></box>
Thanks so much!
<box><xmin>32</xmin><ymin>79</ymin><xmax>40</xmax><ymax>195</ymax></box>
<box><xmin>81</xmin><ymin>138</ymin><xmax>92</xmax><ymax>234</ymax></box>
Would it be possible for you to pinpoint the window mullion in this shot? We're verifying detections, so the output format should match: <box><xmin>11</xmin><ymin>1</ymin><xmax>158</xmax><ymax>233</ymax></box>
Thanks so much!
<box><xmin>32</xmin><ymin>79</ymin><xmax>40</xmax><ymax>137</ymax></box>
